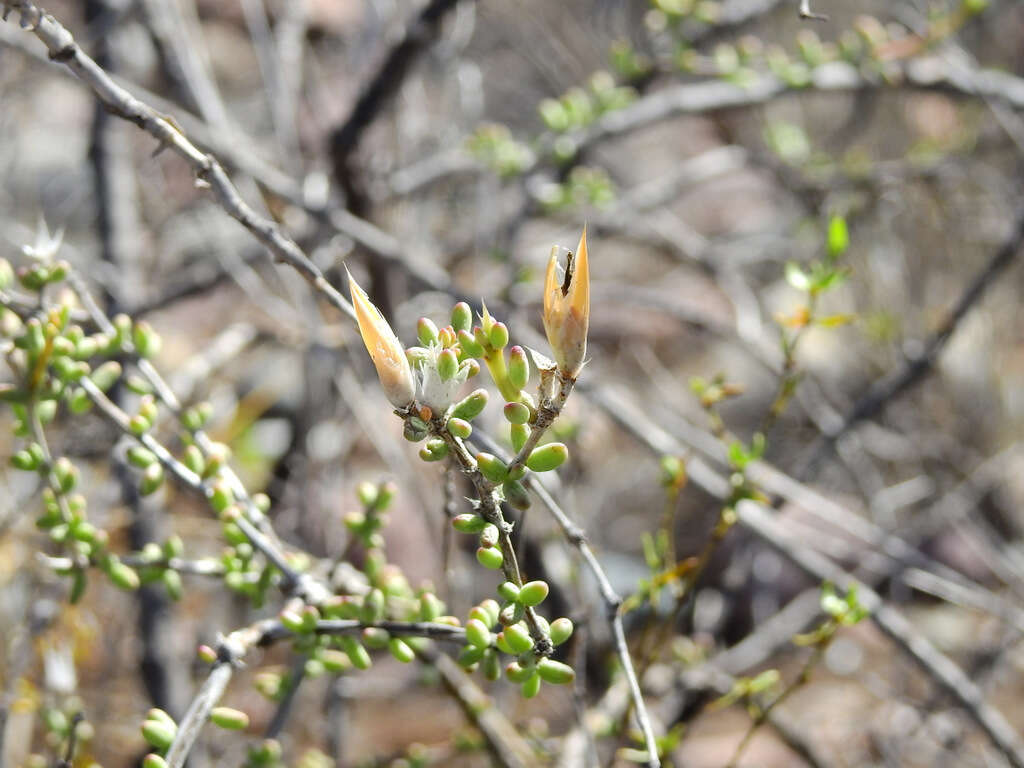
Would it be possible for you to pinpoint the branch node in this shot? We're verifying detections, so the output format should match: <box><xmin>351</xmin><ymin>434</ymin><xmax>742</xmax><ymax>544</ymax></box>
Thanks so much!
<box><xmin>48</xmin><ymin>44</ymin><xmax>74</xmax><ymax>62</ymax></box>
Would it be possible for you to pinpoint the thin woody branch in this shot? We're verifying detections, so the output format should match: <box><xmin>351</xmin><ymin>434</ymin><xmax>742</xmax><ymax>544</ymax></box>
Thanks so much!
<box><xmin>2</xmin><ymin>0</ymin><xmax>356</xmax><ymax>325</ymax></box>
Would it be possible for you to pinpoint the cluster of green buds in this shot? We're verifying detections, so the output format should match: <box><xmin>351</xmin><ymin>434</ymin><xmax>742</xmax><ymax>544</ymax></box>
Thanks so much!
<box><xmin>260</xmin><ymin>484</ymin><xmax>455</xmax><ymax>673</ymax></box>
<box><xmin>536</xmin><ymin>166</ymin><xmax>616</xmax><ymax>212</ymax></box>
<box><xmin>127</xmin><ymin>537</ymin><xmax>187</xmax><ymax>600</ymax></box>
<box><xmin>538</xmin><ymin>71</ymin><xmax>636</xmax><ymax>139</ymax></box>
<box><xmin>458</xmin><ymin>586</ymin><xmax>575</xmax><ymax>697</ymax></box>
<box><xmin>244</xmin><ymin>739</ymin><xmax>284</xmax><ymax>768</ymax></box>
<box><xmin>347</xmin><ymin>230</ymin><xmax>591</xmax><ymax>695</ymax></box>
<box><xmin>465</xmin><ymin>123</ymin><xmax>535</xmax><ymax>177</ymax></box>
<box><xmin>272</xmin><ymin>583</ymin><xmax>441</xmax><ymax>673</ymax></box>
<box><xmin>343</xmin><ymin>479</ymin><xmax>398</xmax><ymax>549</ymax></box>
<box><xmin>37</xmin><ymin>705</ymin><xmax>92</xmax><ymax>763</ymax></box>
<box><xmin>1</xmin><ymin>304</ymin><xmax>137</xmax><ymax>599</ymax></box>
<box><xmin>140</xmin><ymin>705</ymin><xmax>248</xmax><ymax>767</ymax></box>
<box><xmin>216</xmin><ymin>494</ymin><xmax>279</xmax><ymax>606</ymax></box>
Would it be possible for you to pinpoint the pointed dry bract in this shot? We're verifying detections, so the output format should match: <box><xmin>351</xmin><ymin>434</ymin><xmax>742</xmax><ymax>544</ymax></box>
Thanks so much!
<box><xmin>543</xmin><ymin>227</ymin><xmax>590</xmax><ymax>379</ymax></box>
<box><xmin>348</xmin><ymin>271</ymin><xmax>416</xmax><ymax>408</ymax></box>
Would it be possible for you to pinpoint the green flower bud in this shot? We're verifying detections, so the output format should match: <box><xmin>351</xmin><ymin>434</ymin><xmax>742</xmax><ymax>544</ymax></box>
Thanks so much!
<box><xmin>362</xmin><ymin>588</ymin><xmax>385</xmax><ymax>622</ymax></box>
<box><xmin>138</xmin><ymin>396</ymin><xmax>158</xmax><ymax>423</ymax></box>
<box><xmin>451</xmin><ymin>302</ymin><xmax>473</xmax><ymax>333</ymax></box>
<box><xmin>209</xmin><ymin>482</ymin><xmax>233</xmax><ymax>512</ymax></box>
<box><xmin>162</xmin><ymin>569</ymin><xmax>183</xmax><ymax>601</ymax></box>
<box><xmin>457</xmin><ymin>329</ymin><xmax>484</xmax><ymax>358</ymax></box>
<box><xmin>127</xmin><ymin>446</ymin><xmax>157</xmax><ymax>469</ymax></box>
<box><xmin>35</xmin><ymin>399</ymin><xmax>57</xmax><ymax>425</ymax></box>
<box><xmin>47</xmin><ymin>261</ymin><xmax>69</xmax><ymax>284</ymax></box>
<box><xmin>209</xmin><ymin>707</ymin><xmax>249</xmax><ymax>731</ymax></box>
<box><xmin>44</xmin><ymin>708</ymin><xmax>69</xmax><ymax>736</ymax></box>
<box><xmin>476</xmin><ymin>545</ymin><xmax>505</xmax><ymax>570</ymax></box>
<box><xmin>457</xmin><ymin>644</ymin><xmax>486</xmax><ymax>668</ymax></box>
<box><xmin>489</xmin><ymin>322</ymin><xmax>509</xmax><ymax>350</ymax></box>
<box><xmin>361</xmin><ymin>627</ymin><xmax>390</xmax><ymax>649</ymax></box>
<box><xmin>125</xmin><ymin>374</ymin><xmax>153</xmax><ymax>395</ymax></box>
<box><xmin>481</xmin><ymin>648</ymin><xmax>501</xmax><ymax>681</ymax></box>
<box><xmin>133</xmin><ymin>322</ymin><xmax>162</xmax><ymax>359</ymax></box>
<box><xmin>143</xmin><ymin>753</ymin><xmax>169</xmax><ymax>768</ymax></box>
<box><xmin>472</xmin><ymin>325</ymin><xmax>489</xmax><ymax>353</ymax></box>
<box><xmin>341</xmin><ymin>636</ymin><xmax>372</xmax><ymax>670</ymax></box>
<box><xmin>50</xmin><ymin>355</ymin><xmax>77</xmax><ymax>383</ymax></box>
<box><xmin>70</xmin><ymin>521</ymin><xmax>96</xmax><ymax>543</ymax></box>
<box><xmin>202</xmin><ymin>442</ymin><xmax>230</xmax><ymax>478</ymax></box>
<box><xmin>141</xmin><ymin>719</ymin><xmax>176</xmax><ymax>750</ymax></box>
<box><xmin>182</xmin><ymin>445</ymin><xmax>205</xmax><ymax>476</ymax></box>
<box><xmin>254</xmin><ymin>672</ymin><xmax>283</xmax><ymax>699</ymax></box>
<box><xmin>498</xmin><ymin>581</ymin><xmax>520</xmax><ymax>602</ymax></box>
<box><xmin>146</xmin><ymin>709</ymin><xmax>176</xmax><ymax>730</ymax></box>
<box><xmin>480</xmin><ymin>599</ymin><xmax>501</xmax><ymax>626</ymax></box>
<box><xmin>526</xmin><ymin>443</ymin><xmax>568</xmax><ymax>473</ymax></box>
<box><xmin>376</xmin><ymin>481</ymin><xmax>397</xmax><ymax>509</ymax></box>
<box><xmin>417</xmin><ymin>317</ymin><xmax>439</xmax><ymax>346</ymax></box>
<box><xmin>510</xmin><ymin>423</ymin><xmax>529</xmax><ymax>453</ymax></box>
<box><xmin>129</xmin><ymin>415</ymin><xmax>151</xmax><ymax>435</ymax></box>
<box><xmin>447</xmin><ymin>417</ymin><xmax>472</xmax><ymax>439</ymax></box>
<box><xmin>419</xmin><ymin>592</ymin><xmax>444</xmax><ymax>621</ymax></box>
<box><xmin>537</xmin><ymin>658</ymin><xmax>575</xmax><ymax>685</ymax></box>
<box><xmin>250</xmin><ymin>739</ymin><xmax>282</xmax><ymax>763</ymax></box>
<box><xmin>90</xmin><ymin>361</ymin><xmax>122</xmax><ymax>392</ymax></box>
<box><xmin>452</xmin><ymin>513</ymin><xmax>488</xmax><ymax>533</ymax></box>
<box><xmin>280</xmin><ymin>610</ymin><xmax>306</xmax><ymax>633</ymax></box>
<box><xmin>197</xmin><ymin>645</ymin><xmax>218</xmax><ymax>663</ymax></box>
<box><xmin>419</xmin><ymin>438</ymin><xmax>449</xmax><ymax>462</ymax></box>
<box><xmin>108</xmin><ymin>559</ymin><xmax>140</xmax><ymax>591</ymax></box>
<box><xmin>508</xmin><ymin>346</ymin><xmax>529</xmax><ymax>390</ymax></box>
<box><xmin>343</xmin><ymin>510</ymin><xmax>366</xmax><ymax>532</ymax></box>
<box><xmin>19</xmin><ymin>265</ymin><xmax>47</xmax><ymax>290</ymax></box>
<box><xmin>503</xmin><ymin>402</ymin><xmax>530</xmax><ymax>425</ymax></box>
<box><xmin>502</xmin><ymin>480</ymin><xmax>531</xmax><ymax>510</ymax></box>
<box><xmin>162</xmin><ymin>535</ymin><xmax>184</xmax><ymax>559</ymax></box>
<box><xmin>476</xmin><ymin>453</ymin><xmax>508</xmax><ymax>483</ymax></box>
<box><xmin>356</xmin><ymin>481</ymin><xmax>378</xmax><ymax>508</ymax></box>
<box><xmin>11</xmin><ymin>450</ymin><xmax>38</xmax><ymax>472</ymax></box>
<box><xmin>503</xmin><ymin>623</ymin><xmax>533</xmax><ymax>654</ymax></box>
<box><xmin>495</xmin><ymin>633</ymin><xmax>513</xmax><ymax>655</ymax></box>
<box><xmin>452</xmin><ymin>388</ymin><xmax>488</xmax><ymax>420</ymax></box>
<box><xmin>181</xmin><ymin>403</ymin><xmax>212</xmax><ymax>431</ymax></box>
<box><xmin>549</xmin><ymin>617</ymin><xmax>574</xmax><ymax>646</ymax></box>
<box><xmin>389</xmin><ymin>637</ymin><xmax>416</xmax><ymax>663</ymax></box>
<box><xmin>505</xmin><ymin>661</ymin><xmax>533</xmax><ymax>683</ymax></box>
<box><xmin>319</xmin><ymin>649</ymin><xmax>351</xmax><ymax>674</ymax></box>
<box><xmin>67</xmin><ymin>387</ymin><xmax>91</xmax><ymax>414</ymax></box>
<box><xmin>518</xmin><ymin>580</ymin><xmax>549</xmax><ymax>607</ymax></box>
<box><xmin>521</xmin><ymin>671</ymin><xmax>542</xmax><ymax>698</ymax></box>
<box><xmin>465</xmin><ymin>618</ymin><xmax>491</xmax><ymax>648</ymax></box>
<box><xmin>74</xmin><ymin>336</ymin><xmax>97</xmax><ymax>359</ymax></box>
